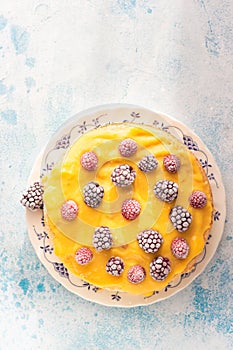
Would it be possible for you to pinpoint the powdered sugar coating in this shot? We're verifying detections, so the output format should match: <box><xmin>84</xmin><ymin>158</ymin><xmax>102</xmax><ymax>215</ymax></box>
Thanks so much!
<box><xmin>75</xmin><ymin>247</ymin><xmax>93</xmax><ymax>265</ymax></box>
<box><xmin>80</xmin><ymin>151</ymin><xmax>98</xmax><ymax>171</ymax></box>
<box><xmin>138</xmin><ymin>154</ymin><xmax>158</xmax><ymax>173</ymax></box>
<box><xmin>171</xmin><ymin>237</ymin><xmax>189</xmax><ymax>259</ymax></box>
<box><xmin>189</xmin><ymin>190</ymin><xmax>207</xmax><ymax>208</ymax></box>
<box><xmin>163</xmin><ymin>154</ymin><xmax>180</xmax><ymax>173</ymax></box>
<box><xmin>154</xmin><ymin>180</ymin><xmax>178</xmax><ymax>203</ymax></box>
<box><xmin>83</xmin><ymin>181</ymin><xmax>104</xmax><ymax>208</ymax></box>
<box><xmin>61</xmin><ymin>200</ymin><xmax>79</xmax><ymax>221</ymax></box>
<box><xmin>170</xmin><ymin>205</ymin><xmax>192</xmax><ymax>232</ymax></box>
<box><xmin>106</xmin><ymin>256</ymin><xmax>124</xmax><ymax>276</ymax></box>
<box><xmin>93</xmin><ymin>226</ymin><xmax>113</xmax><ymax>251</ymax></box>
<box><xmin>127</xmin><ymin>265</ymin><xmax>146</xmax><ymax>284</ymax></box>
<box><xmin>119</xmin><ymin>138</ymin><xmax>137</xmax><ymax>157</ymax></box>
<box><xmin>150</xmin><ymin>256</ymin><xmax>171</xmax><ymax>281</ymax></box>
<box><xmin>111</xmin><ymin>164</ymin><xmax>136</xmax><ymax>187</ymax></box>
<box><xmin>137</xmin><ymin>229</ymin><xmax>163</xmax><ymax>253</ymax></box>
<box><xmin>121</xmin><ymin>199</ymin><xmax>141</xmax><ymax>220</ymax></box>
<box><xmin>20</xmin><ymin>182</ymin><xmax>44</xmax><ymax>210</ymax></box>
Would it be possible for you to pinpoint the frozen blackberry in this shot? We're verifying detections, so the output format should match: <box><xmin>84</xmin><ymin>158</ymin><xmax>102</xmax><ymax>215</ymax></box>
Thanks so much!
<box><xmin>80</xmin><ymin>151</ymin><xmax>98</xmax><ymax>171</ymax></box>
<box><xmin>170</xmin><ymin>206</ymin><xmax>192</xmax><ymax>232</ymax></box>
<box><xmin>20</xmin><ymin>182</ymin><xmax>43</xmax><ymax>210</ymax></box>
<box><xmin>150</xmin><ymin>256</ymin><xmax>171</xmax><ymax>281</ymax></box>
<box><xmin>163</xmin><ymin>154</ymin><xmax>180</xmax><ymax>173</ymax></box>
<box><xmin>119</xmin><ymin>138</ymin><xmax>137</xmax><ymax>157</ymax></box>
<box><xmin>75</xmin><ymin>247</ymin><xmax>93</xmax><ymax>265</ymax></box>
<box><xmin>171</xmin><ymin>237</ymin><xmax>189</xmax><ymax>259</ymax></box>
<box><xmin>137</xmin><ymin>229</ymin><xmax>163</xmax><ymax>253</ymax></box>
<box><xmin>121</xmin><ymin>199</ymin><xmax>141</xmax><ymax>220</ymax></box>
<box><xmin>111</xmin><ymin>164</ymin><xmax>136</xmax><ymax>187</ymax></box>
<box><xmin>61</xmin><ymin>200</ymin><xmax>79</xmax><ymax>221</ymax></box>
<box><xmin>154</xmin><ymin>180</ymin><xmax>178</xmax><ymax>203</ymax></box>
<box><xmin>138</xmin><ymin>154</ymin><xmax>158</xmax><ymax>173</ymax></box>
<box><xmin>189</xmin><ymin>190</ymin><xmax>207</xmax><ymax>209</ymax></box>
<box><xmin>127</xmin><ymin>265</ymin><xmax>146</xmax><ymax>284</ymax></box>
<box><xmin>83</xmin><ymin>181</ymin><xmax>104</xmax><ymax>208</ymax></box>
<box><xmin>106</xmin><ymin>257</ymin><xmax>124</xmax><ymax>276</ymax></box>
<box><xmin>93</xmin><ymin>226</ymin><xmax>113</xmax><ymax>251</ymax></box>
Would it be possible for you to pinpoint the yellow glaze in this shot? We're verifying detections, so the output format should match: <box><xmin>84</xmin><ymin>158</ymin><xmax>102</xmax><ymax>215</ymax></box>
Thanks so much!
<box><xmin>43</xmin><ymin>123</ymin><xmax>213</xmax><ymax>295</ymax></box>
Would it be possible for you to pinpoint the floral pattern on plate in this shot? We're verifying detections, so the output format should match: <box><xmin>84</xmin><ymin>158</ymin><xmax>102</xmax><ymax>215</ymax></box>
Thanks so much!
<box><xmin>26</xmin><ymin>104</ymin><xmax>226</xmax><ymax>307</ymax></box>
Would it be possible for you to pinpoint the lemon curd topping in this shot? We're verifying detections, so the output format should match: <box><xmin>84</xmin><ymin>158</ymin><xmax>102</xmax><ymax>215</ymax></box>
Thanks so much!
<box><xmin>43</xmin><ymin>123</ymin><xmax>213</xmax><ymax>295</ymax></box>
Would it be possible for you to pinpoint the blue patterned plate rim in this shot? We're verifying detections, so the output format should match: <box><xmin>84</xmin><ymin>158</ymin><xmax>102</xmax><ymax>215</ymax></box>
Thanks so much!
<box><xmin>26</xmin><ymin>104</ymin><xmax>226</xmax><ymax>307</ymax></box>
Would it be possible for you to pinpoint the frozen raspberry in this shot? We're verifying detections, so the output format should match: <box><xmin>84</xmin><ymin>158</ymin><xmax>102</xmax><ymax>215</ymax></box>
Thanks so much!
<box><xmin>163</xmin><ymin>154</ymin><xmax>181</xmax><ymax>173</ymax></box>
<box><xmin>93</xmin><ymin>226</ymin><xmax>113</xmax><ymax>251</ymax></box>
<box><xmin>83</xmin><ymin>181</ymin><xmax>104</xmax><ymax>208</ymax></box>
<box><xmin>61</xmin><ymin>200</ymin><xmax>78</xmax><ymax>221</ymax></box>
<box><xmin>127</xmin><ymin>265</ymin><xmax>146</xmax><ymax>284</ymax></box>
<box><xmin>169</xmin><ymin>206</ymin><xmax>192</xmax><ymax>232</ymax></box>
<box><xmin>154</xmin><ymin>180</ymin><xmax>178</xmax><ymax>203</ymax></box>
<box><xmin>138</xmin><ymin>154</ymin><xmax>158</xmax><ymax>173</ymax></box>
<box><xmin>111</xmin><ymin>164</ymin><xmax>136</xmax><ymax>187</ymax></box>
<box><xmin>80</xmin><ymin>151</ymin><xmax>98</xmax><ymax>171</ymax></box>
<box><xmin>189</xmin><ymin>190</ymin><xmax>207</xmax><ymax>208</ymax></box>
<box><xmin>137</xmin><ymin>229</ymin><xmax>163</xmax><ymax>253</ymax></box>
<box><xmin>106</xmin><ymin>257</ymin><xmax>124</xmax><ymax>276</ymax></box>
<box><xmin>119</xmin><ymin>138</ymin><xmax>137</xmax><ymax>157</ymax></box>
<box><xmin>20</xmin><ymin>182</ymin><xmax>43</xmax><ymax>210</ymax></box>
<box><xmin>150</xmin><ymin>256</ymin><xmax>171</xmax><ymax>281</ymax></box>
<box><xmin>75</xmin><ymin>247</ymin><xmax>93</xmax><ymax>265</ymax></box>
<box><xmin>121</xmin><ymin>199</ymin><xmax>141</xmax><ymax>220</ymax></box>
<box><xmin>171</xmin><ymin>237</ymin><xmax>189</xmax><ymax>259</ymax></box>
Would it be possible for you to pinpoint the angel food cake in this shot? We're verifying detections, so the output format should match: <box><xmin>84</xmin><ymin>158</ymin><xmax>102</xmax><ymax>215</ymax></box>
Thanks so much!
<box><xmin>33</xmin><ymin>123</ymin><xmax>213</xmax><ymax>296</ymax></box>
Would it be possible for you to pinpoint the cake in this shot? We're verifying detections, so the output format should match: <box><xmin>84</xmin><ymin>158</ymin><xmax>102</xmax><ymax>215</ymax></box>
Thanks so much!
<box><xmin>22</xmin><ymin>122</ymin><xmax>213</xmax><ymax>296</ymax></box>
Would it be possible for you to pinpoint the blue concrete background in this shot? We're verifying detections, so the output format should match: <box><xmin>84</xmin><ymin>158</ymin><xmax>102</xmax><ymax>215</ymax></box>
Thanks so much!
<box><xmin>0</xmin><ymin>1</ymin><xmax>232</xmax><ymax>349</ymax></box>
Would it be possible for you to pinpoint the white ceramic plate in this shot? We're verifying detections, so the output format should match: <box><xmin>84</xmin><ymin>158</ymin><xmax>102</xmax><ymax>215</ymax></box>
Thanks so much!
<box><xmin>26</xmin><ymin>104</ymin><xmax>226</xmax><ymax>307</ymax></box>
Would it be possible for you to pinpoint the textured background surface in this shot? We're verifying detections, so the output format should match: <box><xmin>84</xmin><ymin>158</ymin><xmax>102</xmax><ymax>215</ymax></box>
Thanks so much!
<box><xmin>0</xmin><ymin>1</ymin><xmax>232</xmax><ymax>349</ymax></box>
